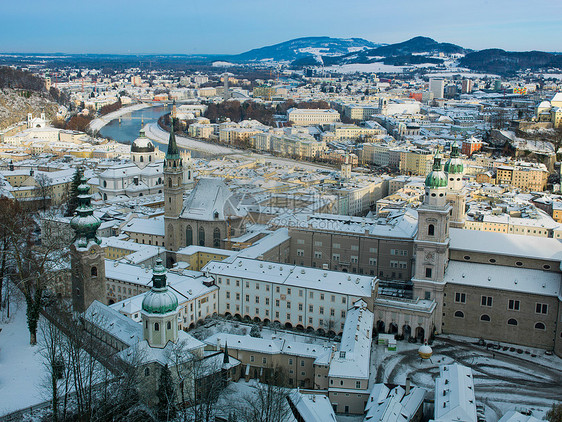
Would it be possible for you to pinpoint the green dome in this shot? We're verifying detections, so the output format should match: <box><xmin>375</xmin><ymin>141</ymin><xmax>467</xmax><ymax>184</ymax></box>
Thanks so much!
<box><xmin>70</xmin><ymin>176</ymin><xmax>101</xmax><ymax>248</ymax></box>
<box><xmin>425</xmin><ymin>153</ymin><xmax>448</xmax><ymax>188</ymax></box>
<box><xmin>444</xmin><ymin>141</ymin><xmax>464</xmax><ymax>174</ymax></box>
<box><xmin>141</xmin><ymin>259</ymin><xmax>178</xmax><ymax>314</ymax></box>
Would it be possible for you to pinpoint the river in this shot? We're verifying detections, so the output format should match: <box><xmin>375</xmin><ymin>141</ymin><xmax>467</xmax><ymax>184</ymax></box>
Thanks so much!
<box><xmin>98</xmin><ymin>104</ymin><xmax>208</xmax><ymax>158</ymax></box>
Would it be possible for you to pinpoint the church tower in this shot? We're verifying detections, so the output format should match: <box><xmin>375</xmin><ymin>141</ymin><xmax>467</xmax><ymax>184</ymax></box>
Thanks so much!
<box><xmin>70</xmin><ymin>176</ymin><xmax>105</xmax><ymax>313</ymax></box>
<box><xmin>444</xmin><ymin>141</ymin><xmax>466</xmax><ymax>228</ymax></box>
<box><xmin>141</xmin><ymin>259</ymin><xmax>179</xmax><ymax>348</ymax></box>
<box><xmin>164</xmin><ymin>118</ymin><xmax>183</xmax><ymax>250</ymax></box>
<box><xmin>412</xmin><ymin>153</ymin><xmax>451</xmax><ymax>338</ymax></box>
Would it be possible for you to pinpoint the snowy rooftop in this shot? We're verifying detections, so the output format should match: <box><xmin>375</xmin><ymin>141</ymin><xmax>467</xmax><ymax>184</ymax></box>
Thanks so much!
<box><xmin>449</xmin><ymin>228</ymin><xmax>562</xmax><ymax>262</ymax></box>
<box><xmin>204</xmin><ymin>257</ymin><xmax>376</xmax><ymax>297</ymax></box>
<box><xmin>498</xmin><ymin>411</ymin><xmax>542</xmax><ymax>422</ymax></box>
<box><xmin>271</xmin><ymin>209</ymin><xmax>418</xmax><ymax>239</ymax></box>
<box><xmin>181</xmin><ymin>178</ymin><xmax>247</xmax><ymax>221</ymax></box>
<box><xmin>287</xmin><ymin>390</ymin><xmax>337</xmax><ymax>422</ymax></box>
<box><xmin>433</xmin><ymin>364</ymin><xmax>477</xmax><ymax>422</ymax></box>
<box><xmin>328</xmin><ymin>300</ymin><xmax>373</xmax><ymax>380</ymax></box>
<box><xmin>84</xmin><ymin>300</ymin><xmax>142</xmax><ymax>347</ymax></box>
<box><xmin>118</xmin><ymin>331</ymin><xmax>204</xmax><ymax>366</ymax></box>
<box><xmin>205</xmin><ymin>333</ymin><xmax>333</xmax><ymax>365</ymax></box>
<box><xmin>444</xmin><ymin>261</ymin><xmax>560</xmax><ymax>297</ymax></box>
<box><xmin>121</xmin><ymin>216</ymin><xmax>165</xmax><ymax>237</ymax></box>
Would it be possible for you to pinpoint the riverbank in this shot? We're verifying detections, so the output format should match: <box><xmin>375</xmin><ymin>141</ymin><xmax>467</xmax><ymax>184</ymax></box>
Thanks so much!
<box><xmin>88</xmin><ymin>103</ymin><xmax>152</xmax><ymax>133</ymax></box>
<box><xmin>144</xmin><ymin>122</ymin><xmax>239</xmax><ymax>156</ymax></box>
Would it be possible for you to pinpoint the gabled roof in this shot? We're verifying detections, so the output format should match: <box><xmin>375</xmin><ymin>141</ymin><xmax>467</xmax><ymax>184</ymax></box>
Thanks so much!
<box><xmin>180</xmin><ymin>178</ymin><xmax>247</xmax><ymax>221</ymax></box>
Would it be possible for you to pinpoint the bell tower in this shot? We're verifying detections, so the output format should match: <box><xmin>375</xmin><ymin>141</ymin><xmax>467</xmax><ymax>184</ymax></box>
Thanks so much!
<box><xmin>164</xmin><ymin>118</ymin><xmax>183</xmax><ymax>250</ymax></box>
<box><xmin>70</xmin><ymin>176</ymin><xmax>105</xmax><ymax>313</ymax></box>
<box><xmin>141</xmin><ymin>259</ymin><xmax>179</xmax><ymax>348</ymax></box>
<box><xmin>412</xmin><ymin>153</ymin><xmax>451</xmax><ymax>338</ymax></box>
<box><xmin>444</xmin><ymin>141</ymin><xmax>466</xmax><ymax>228</ymax></box>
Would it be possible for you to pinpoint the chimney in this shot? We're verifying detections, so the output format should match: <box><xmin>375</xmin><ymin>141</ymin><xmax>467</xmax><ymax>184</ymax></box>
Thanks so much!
<box><xmin>405</xmin><ymin>377</ymin><xmax>411</xmax><ymax>395</ymax></box>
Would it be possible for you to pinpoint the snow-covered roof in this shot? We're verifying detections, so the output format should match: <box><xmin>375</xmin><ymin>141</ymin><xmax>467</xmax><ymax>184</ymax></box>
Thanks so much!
<box><xmin>204</xmin><ymin>333</ymin><xmax>333</xmax><ymax>365</ymax></box>
<box><xmin>272</xmin><ymin>209</ymin><xmax>418</xmax><ymax>239</ymax></box>
<box><xmin>204</xmin><ymin>257</ymin><xmax>375</xmax><ymax>297</ymax></box>
<box><xmin>433</xmin><ymin>364</ymin><xmax>477</xmax><ymax>422</ymax></box>
<box><xmin>498</xmin><ymin>411</ymin><xmax>542</xmax><ymax>422</ymax></box>
<box><xmin>444</xmin><ymin>261</ymin><xmax>560</xmax><ymax>297</ymax></box>
<box><xmin>287</xmin><ymin>391</ymin><xmax>337</xmax><ymax>422</ymax></box>
<box><xmin>84</xmin><ymin>300</ymin><xmax>142</xmax><ymax>347</ymax></box>
<box><xmin>121</xmin><ymin>216</ymin><xmax>164</xmax><ymax>237</ymax></box>
<box><xmin>181</xmin><ymin>178</ymin><xmax>247</xmax><ymax>221</ymax></box>
<box><xmin>449</xmin><ymin>228</ymin><xmax>562</xmax><ymax>262</ymax></box>
<box><xmin>118</xmin><ymin>331</ymin><xmax>204</xmax><ymax>366</ymax></box>
<box><xmin>328</xmin><ymin>300</ymin><xmax>373</xmax><ymax>380</ymax></box>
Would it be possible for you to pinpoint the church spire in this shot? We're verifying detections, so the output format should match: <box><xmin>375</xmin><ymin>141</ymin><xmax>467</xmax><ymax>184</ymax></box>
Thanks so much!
<box><xmin>70</xmin><ymin>176</ymin><xmax>101</xmax><ymax>248</ymax></box>
<box><xmin>166</xmin><ymin>117</ymin><xmax>180</xmax><ymax>159</ymax></box>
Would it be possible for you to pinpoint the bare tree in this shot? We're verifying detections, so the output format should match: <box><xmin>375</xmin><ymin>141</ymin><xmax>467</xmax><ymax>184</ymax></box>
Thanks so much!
<box><xmin>39</xmin><ymin>318</ymin><xmax>70</xmax><ymax>422</ymax></box>
<box><xmin>35</xmin><ymin>172</ymin><xmax>52</xmax><ymax>212</ymax></box>
<box><xmin>236</xmin><ymin>367</ymin><xmax>291</xmax><ymax>422</ymax></box>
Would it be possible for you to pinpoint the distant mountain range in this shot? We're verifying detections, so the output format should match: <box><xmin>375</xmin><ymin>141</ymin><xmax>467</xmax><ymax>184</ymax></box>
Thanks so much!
<box><xmin>229</xmin><ymin>37</ymin><xmax>383</xmax><ymax>63</ymax></box>
<box><xmin>227</xmin><ymin>36</ymin><xmax>562</xmax><ymax>74</ymax></box>
<box><xmin>459</xmin><ymin>49</ymin><xmax>562</xmax><ymax>73</ymax></box>
<box><xmin>1</xmin><ymin>37</ymin><xmax>561</xmax><ymax>75</ymax></box>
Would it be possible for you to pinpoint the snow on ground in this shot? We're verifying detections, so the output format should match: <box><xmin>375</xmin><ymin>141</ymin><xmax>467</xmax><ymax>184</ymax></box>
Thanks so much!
<box><xmin>0</xmin><ymin>294</ymin><xmax>47</xmax><ymax>416</ymax></box>
<box><xmin>324</xmin><ymin>63</ymin><xmax>406</xmax><ymax>74</ymax></box>
<box><xmin>370</xmin><ymin>336</ymin><xmax>561</xmax><ymax>422</ymax></box>
<box><xmin>88</xmin><ymin>103</ymin><xmax>151</xmax><ymax>132</ymax></box>
<box><xmin>191</xmin><ymin>317</ymin><xmax>337</xmax><ymax>347</ymax></box>
<box><xmin>144</xmin><ymin>122</ymin><xmax>238</xmax><ymax>156</ymax></box>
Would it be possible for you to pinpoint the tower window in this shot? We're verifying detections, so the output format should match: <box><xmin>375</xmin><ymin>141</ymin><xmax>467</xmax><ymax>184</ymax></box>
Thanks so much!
<box><xmin>428</xmin><ymin>224</ymin><xmax>435</xmax><ymax>236</ymax></box>
<box><xmin>213</xmin><ymin>228</ymin><xmax>221</xmax><ymax>248</ymax></box>
<box><xmin>425</xmin><ymin>268</ymin><xmax>432</xmax><ymax>278</ymax></box>
<box><xmin>140</xmin><ymin>156</ymin><xmax>144</xmax><ymax>163</ymax></box>
<box><xmin>144</xmin><ymin>368</ymin><xmax>150</xmax><ymax>377</ymax></box>
<box><xmin>91</xmin><ymin>266</ymin><xmax>97</xmax><ymax>277</ymax></box>
<box><xmin>198</xmin><ymin>227</ymin><xmax>205</xmax><ymax>247</ymax></box>
<box><xmin>167</xmin><ymin>321</ymin><xmax>171</xmax><ymax>330</ymax></box>
<box><xmin>155</xmin><ymin>323</ymin><xmax>160</xmax><ymax>331</ymax></box>
<box><xmin>168</xmin><ymin>178</ymin><xmax>172</xmax><ymax>188</ymax></box>
<box><xmin>186</xmin><ymin>225</ymin><xmax>193</xmax><ymax>246</ymax></box>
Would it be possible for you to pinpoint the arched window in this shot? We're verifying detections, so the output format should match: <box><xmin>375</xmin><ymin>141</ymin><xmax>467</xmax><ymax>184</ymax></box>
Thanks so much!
<box><xmin>213</xmin><ymin>227</ymin><xmax>221</xmax><ymax>248</ymax></box>
<box><xmin>149</xmin><ymin>156</ymin><xmax>152</xmax><ymax>162</ymax></box>
<box><xmin>91</xmin><ymin>266</ymin><xmax>97</xmax><ymax>277</ymax></box>
<box><xmin>186</xmin><ymin>225</ymin><xmax>193</xmax><ymax>246</ymax></box>
<box><xmin>144</xmin><ymin>368</ymin><xmax>150</xmax><ymax>377</ymax></box>
<box><xmin>103</xmin><ymin>193</ymin><xmax>107</xmax><ymax>200</ymax></box>
<box><xmin>507</xmin><ymin>318</ymin><xmax>518</xmax><ymax>326</ymax></box>
<box><xmin>140</xmin><ymin>156</ymin><xmax>144</xmax><ymax>163</ymax></box>
<box><xmin>534</xmin><ymin>322</ymin><xmax>545</xmax><ymax>330</ymax></box>
<box><xmin>168</xmin><ymin>178</ymin><xmax>172</xmax><ymax>188</ymax></box>
<box><xmin>454</xmin><ymin>311</ymin><xmax>464</xmax><ymax>318</ymax></box>
<box><xmin>167</xmin><ymin>321</ymin><xmax>171</xmax><ymax>330</ymax></box>
<box><xmin>155</xmin><ymin>322</ymin><xmax>160</xmax><ymax>331</ymax></box>
<box><xmin>198</xmin><ymin>226</ymin><xmax>205</xmax><ymax>246</ymax></box>
<box><xmin>103</xmin><ymin>180</ymin><xmax>107</xmax><ymax>188</ymax></box>
<box><xmin>428</xmin><ymin>224</ymin><xmax>435</xmax><ymax>236</ymax></box>
<box><xmin>145</xmin><ymin>321</ymin><xmax>148</xmax><ymax>329</ymax></box>
<box><xmin>480</xmin><ymin>314</ymin><xmax>490</xmax><ymax>322</ymax></box>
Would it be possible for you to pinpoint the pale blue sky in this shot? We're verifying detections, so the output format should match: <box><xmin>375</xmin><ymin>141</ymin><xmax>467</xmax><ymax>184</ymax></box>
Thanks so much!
<box><xmin>2</xmin><ymin>0</ymin><xmax>560</xmax><ymax>54</ymax></box>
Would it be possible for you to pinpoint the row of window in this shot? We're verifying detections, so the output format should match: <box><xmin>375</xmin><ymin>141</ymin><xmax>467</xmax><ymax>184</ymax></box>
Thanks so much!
<box><xmin>454</xmin><ymin>293</ymin><xmax>549</xmax><ymax>314</ymax></box>
<box><xmin>453</xmin><ymin>311</ymin><xmax>547</xmax><ymax>330</ymax></box>
<box><xmin>217</xmin><ymin>278</ymin><xmax>346</xmax><ymax>303</ymax></box>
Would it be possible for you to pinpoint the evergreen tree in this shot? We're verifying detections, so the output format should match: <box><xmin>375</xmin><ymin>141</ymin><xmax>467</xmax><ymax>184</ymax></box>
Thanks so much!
<box><xmin>65</xmin><ymin>168</ymin><xmax>83</xmax><ymax>217</ymax></box>
<box><xmin>157</xmin><ymin>364</ymin><xmax>176</xmax><ymax>421</ymax></box>
<box><xmin>249</xmin><ymin>324</ymin><xmax>262</xmax><ymax>338</ymax></box>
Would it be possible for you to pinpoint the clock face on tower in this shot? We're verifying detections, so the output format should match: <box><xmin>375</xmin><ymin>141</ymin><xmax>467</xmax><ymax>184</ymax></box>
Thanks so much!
<box><xmin>425</xmin><ymin>251</ymin><xmax>435</xmax><ymax>262</ymax></box>
<box><xmin>90</xmin><ymin>247</ymin><xmax>97</xmax><ymax>255</ymax></box>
